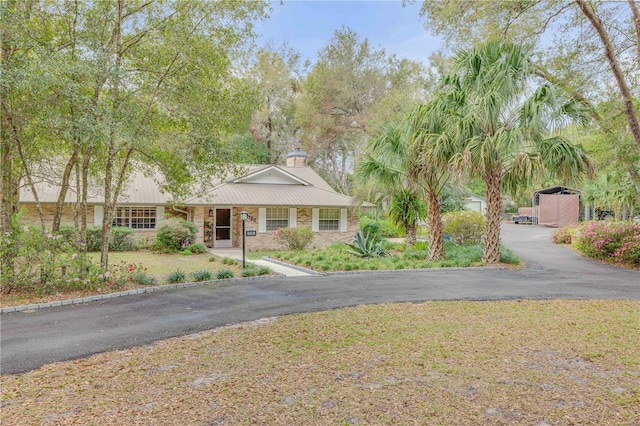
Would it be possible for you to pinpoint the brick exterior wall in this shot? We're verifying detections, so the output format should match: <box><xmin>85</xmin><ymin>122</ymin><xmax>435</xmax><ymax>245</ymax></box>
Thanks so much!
<box><xmin>19</xmin><ymin>203</ymin><xmax>360</xmax><ymax>251</ymax></box>
<box><xmin>237</xmin><ymin>207</ymin><xmax>358</xmax><ymax>251</ymax></box>
<box><xmin>20</xmin><ymin>203</ymin><xmax>96</xmax><ymax>228</ymax></box>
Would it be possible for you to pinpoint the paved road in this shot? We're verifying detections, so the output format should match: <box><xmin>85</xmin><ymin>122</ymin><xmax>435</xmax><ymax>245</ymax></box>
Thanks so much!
<box><xmin>1</xmin><ymin>224</ymin><xmax>638</xmax><ymax>374</ymax></box>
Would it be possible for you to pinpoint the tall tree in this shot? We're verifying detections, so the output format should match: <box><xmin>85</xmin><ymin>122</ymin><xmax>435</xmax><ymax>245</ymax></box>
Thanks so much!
<box><xmin>248</xmin><ymin>44</ymin><xmax>304</xmax><ymax>164</ymax></box>
<box><xmin>2</xmin><ymin>0</ymin><xmax>269</xmax><ymax>271</ymax></box>
<box><xmin>419</xmin><ymin>0</ymin><xmax>640</xmax><ymax>184</ymax></box>
<box><xmin>296</xmin><ymin>28</ymin><xmax>428</xmax><ymax>193</ymax></box>
<box><xmin>441</xmin><ymin>41</ymin><xmax>593</xmax><ymax>263</ymax></box>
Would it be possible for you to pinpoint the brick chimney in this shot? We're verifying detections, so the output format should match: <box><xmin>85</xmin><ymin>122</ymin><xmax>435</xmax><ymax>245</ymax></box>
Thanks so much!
<box><xmin>286</xmin><ymin>148</ymin><xmax>308</xmax><ymax>167</ymax></box>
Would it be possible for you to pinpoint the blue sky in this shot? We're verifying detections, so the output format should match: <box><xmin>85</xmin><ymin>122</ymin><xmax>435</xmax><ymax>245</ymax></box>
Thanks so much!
<box><xmin>255</xmin><ymin>1</ymin><xmax>442</xmax><ymax>66</ymax></box>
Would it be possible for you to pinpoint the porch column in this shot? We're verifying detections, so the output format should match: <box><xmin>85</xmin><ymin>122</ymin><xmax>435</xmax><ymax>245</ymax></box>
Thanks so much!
<box><xmin>193</xmin><ymin>206</ymin><xmax>205</xmax><ymax>244</ymax></box>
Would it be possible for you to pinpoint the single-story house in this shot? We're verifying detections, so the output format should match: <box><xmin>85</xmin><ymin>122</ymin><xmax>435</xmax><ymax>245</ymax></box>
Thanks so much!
<box><xmin>18</xmin><ymin>150</ymin><xmax>365</xmax><ymax>250</ymax></box>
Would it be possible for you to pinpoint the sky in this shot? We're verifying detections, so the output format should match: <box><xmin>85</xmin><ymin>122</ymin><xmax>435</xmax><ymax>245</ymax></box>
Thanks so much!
<box><xmin>254</xmin><ymin>0</ymin><xmax>442</xmax><ymax>67</ymax></box>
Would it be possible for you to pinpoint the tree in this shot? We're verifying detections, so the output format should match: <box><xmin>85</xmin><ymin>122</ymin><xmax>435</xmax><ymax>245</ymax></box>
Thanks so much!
<box><xmin>248</xmin><ymin>45</ymin><xmax>304</xmax><ymax>164</ymax></box>
<box><xmin>441</xmin><ymin>41</ymin><xmax>593</xmax><ymax>263</ymax></box>
<box><xmin>1</xmin><ymin>0</ymin><xmax>270</xmax><ymax>272</ymax></box>
<box><xmin>419</xmin><ymin>0</ymin><xmax>640</xmax><ymax>185</ymax></box>
<box><xmin>356</xmin><ymin>123</ymin><xmax>425</xmax><ymax>250</ymax></box>
<box><xmin>296</xmin><ymin>27</ymin><xmax>428</xmax><ymax>193</ymax></box>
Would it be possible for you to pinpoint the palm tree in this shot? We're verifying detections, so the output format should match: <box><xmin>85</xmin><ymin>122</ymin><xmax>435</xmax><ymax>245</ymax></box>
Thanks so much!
<box><xmin>356</xmin><ymin>122</ymin><xmax>426</xmax><ymax>251</ymax></box>
<box><xmin>441</xmin><ymin>41</ymin><xmax>593</xmax><ymax>263</ymax></box>
<box><xmin>407</xmin><ymin>102</ymin><xmax>459</xmax><ymax>261</ymax></box>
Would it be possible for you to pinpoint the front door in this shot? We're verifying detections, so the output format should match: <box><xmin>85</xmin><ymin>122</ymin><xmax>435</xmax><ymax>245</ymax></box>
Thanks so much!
<box><xmin>214</xmin><ymin>208</ymin><xmax>232</xmax><ymax>248</ymax></box>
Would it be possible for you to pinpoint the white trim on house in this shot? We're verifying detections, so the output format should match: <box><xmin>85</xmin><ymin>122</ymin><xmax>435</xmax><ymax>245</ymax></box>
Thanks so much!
<box><xmin>232</xmin><ymin>165</ymin><xmax>310</xmax><ymax>186</ymax></box>
<box><xmin>289</xmin><ymin>208</ymin><xmax>297</xmax><ymax>228</ymax></box>
<box><xmin>312</xmin><ymin>208</ymin><xmax>319</xmax><ymax>232</ymax></box>
<box><xmin>258</xmin><ymin>208</ymin><xmax>266</xmax><ymax>233</ymax></box>
<box><xmin>340</xmin><ymin>208</ymin><xmax>348</xmax><ymax>232</ymax></box>
<box><xmin>94</xmin><ymin>205</ymin><xmax>103</xmax><ymax>227</ymax></box>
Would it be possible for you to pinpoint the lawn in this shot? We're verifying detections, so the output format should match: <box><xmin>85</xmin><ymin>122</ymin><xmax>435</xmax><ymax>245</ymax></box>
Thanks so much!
<box><xmin>2</xmin><ymin>300</ymin><xmax>638</xmax><ymax>425</ymax></box>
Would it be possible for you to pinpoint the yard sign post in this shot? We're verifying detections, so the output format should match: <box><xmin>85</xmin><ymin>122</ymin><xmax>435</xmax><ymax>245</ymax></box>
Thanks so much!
<box><xmin>240</xmin><ymin>211</ymin><xmax>248</xmax><ymax>269</ymax></box>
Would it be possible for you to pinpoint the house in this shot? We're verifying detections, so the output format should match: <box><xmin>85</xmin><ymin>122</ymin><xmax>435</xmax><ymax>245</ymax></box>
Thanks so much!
<box><xmin>17</xmin><ymin>150</ymin><xmax>364</xmax><ymax>250</ymax></box>
<box><xmin>463</xmin><ymin>193</ymin><xmax>487</xmax><ymax>214</ymax></box>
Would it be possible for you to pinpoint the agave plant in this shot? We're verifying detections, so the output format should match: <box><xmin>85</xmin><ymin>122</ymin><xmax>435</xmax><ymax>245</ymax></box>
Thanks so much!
<box><xmin>345</xmin><ymin>231</ymin><xmax>388</xmax><ymax>258</ymax></box>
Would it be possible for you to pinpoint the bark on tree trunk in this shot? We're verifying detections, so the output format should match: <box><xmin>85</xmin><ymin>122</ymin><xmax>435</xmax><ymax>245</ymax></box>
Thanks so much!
<box><xmin>52</xmin><ymin>147</ymin><xmax>79</xmax><ymax>232</ymax></box>
<box><xmin>405</xmin><ymin>222</ymin><xmax>416</xmax><ymax>251</ymax></box>
<box><xmin>483</xmin><ymin>171</ymin><xmax>502</xmax><ymax>264</ymax></box>
<box><xmin>16</xmin><ymin>139</ymin><xmax>45</xmax><ymax>232</ymax></box>
<box><xmin>575</xmin><ymin>0</ymin><xmax>640</xmax><ymax>151</ymax></box>
<box><xmin>426</xmin><ymin>186</ymin><xmax>445</xmax><ymax>261</ymax></box>
<box><xmin>100</xmin><ymin>0</ymin><xmax>124</xmax><ymax>271</ymax></box>
<box><xmin>80</xmin><ymin>146</ymin><xmax>92</xmax><ymax>251</ymax></box>
<box><xmin>629</xmin><ymin>0</ymin><xmax>640</xmax><ymax>66</ymax></box>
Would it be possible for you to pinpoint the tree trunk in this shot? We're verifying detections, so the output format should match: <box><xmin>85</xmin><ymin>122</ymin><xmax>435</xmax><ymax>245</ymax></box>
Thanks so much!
<box><xmin>52</xmin><ymin>147</ymin><xmax>79</xmax><ymax>232</ymax></box>
<box><xmin>79</xmin><ymin>146</ymin><xmax>92</xmax><ymax>252</ymax></box>
<box><xmin>629</xmin><ymin>0</ymin><xmax>640</xmax><ymax>66</ymax></box>
<box><xmin>426</xmin><ymin>186</ymin><xmax>445</xmax><ymax>261</ymax></box>
<box><xmin>100</xmin><ymin>0</ymin><xmax>123</xmax><ymax>271</ymax></box>
<box><xmin>575</xmin><ymin>0</ymin><xmax>640</xmax><ymax>151</ymax></box>
<box><xmin>405</xmin><ymin>222</ymin><xmax>416</xmax><ymax>251</ymax></box>
<box><xmin>483</xmin><ymin>171</ymin><xmax>502</xmax><ymax>264</ymax></box>
<box><xmin>16</xmin><ymin>139</ymin><xmax>45</xmax><ymax>232</ymax></box>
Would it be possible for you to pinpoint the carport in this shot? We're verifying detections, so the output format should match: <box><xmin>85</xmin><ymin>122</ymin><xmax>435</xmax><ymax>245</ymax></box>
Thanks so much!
<box><xmin>533</xmin><ymin>186</ymin><xmax>581</xmax><ymax>227</ymax></box>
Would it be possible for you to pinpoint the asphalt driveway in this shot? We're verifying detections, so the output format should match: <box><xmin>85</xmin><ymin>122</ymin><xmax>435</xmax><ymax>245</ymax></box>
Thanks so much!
<box><xmin>1</xmin><ymin>223</ymin><xmax>638</xmax><ymax>374</ymax></box>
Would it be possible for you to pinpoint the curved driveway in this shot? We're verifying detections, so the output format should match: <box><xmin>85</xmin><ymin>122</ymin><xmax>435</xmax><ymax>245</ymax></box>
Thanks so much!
<box><xmin>1</xmin><ymin>224</ymin><xmax>638</xmax><ymax>374</ymax></box>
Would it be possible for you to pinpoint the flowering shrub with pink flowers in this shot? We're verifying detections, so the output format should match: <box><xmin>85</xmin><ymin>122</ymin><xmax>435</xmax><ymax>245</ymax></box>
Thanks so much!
<box><xmin>574</xmin><ymin>221</ymin><xmax>640</xmax><ymax>266</ymax></box>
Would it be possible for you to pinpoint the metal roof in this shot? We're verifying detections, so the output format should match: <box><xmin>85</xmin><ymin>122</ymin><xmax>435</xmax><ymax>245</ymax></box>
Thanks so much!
<box><xmin>19</xmin><ymin>164</ymin><xmax>360</xmax><ymax>207</ymax></box>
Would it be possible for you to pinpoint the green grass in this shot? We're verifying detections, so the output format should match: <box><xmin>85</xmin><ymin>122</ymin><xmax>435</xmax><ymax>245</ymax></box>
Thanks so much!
<box><xmin>265</xmin><ymin>242</ymin><xmax>519</xmax><ymax>272</ymax></box>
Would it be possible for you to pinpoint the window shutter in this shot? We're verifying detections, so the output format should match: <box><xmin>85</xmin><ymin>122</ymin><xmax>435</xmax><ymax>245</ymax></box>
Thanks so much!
<box><xmin>258</xmin><ymin>208</ymin><xmax>266</xmax><ymax>232</ymax></box>
<box><xmin>289</xmin><ymin>208</ymin><xmax>297</xmax><ymax>228</ymax></box>
<box><xmin>156</xmin><ymin>206</ymin><xmax>164</xmax><ymax>223</ymax></box>
<box><xmin>312</xmin><ymin>208</ymin><xmax>319</xmax><ymax>232</ymax></box>
<box><xmin>94</xmin><ymin>205</ymin><xmax>104</xmax><ymax>228</ymax></box>
<box><xmin>340</xmin><ymin>208</ymin><xmax>348</xmax><ymax>232</ymax></box>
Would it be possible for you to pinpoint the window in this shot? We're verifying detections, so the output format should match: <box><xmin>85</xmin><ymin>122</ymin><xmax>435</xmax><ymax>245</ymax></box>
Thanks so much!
<box><xmin>266</xmin><ymin>207</ymin><xmax>289</xmax><ymax>231</ymax></box>
<box><xmin>113</xmin><ymin>207</ymin><xmax>156</xmax><ymax>229</ymax></box>
<box><xmin>319</xmin><ymin>208</ymin><xmax>339</xmax><ymax>231</ymax></box>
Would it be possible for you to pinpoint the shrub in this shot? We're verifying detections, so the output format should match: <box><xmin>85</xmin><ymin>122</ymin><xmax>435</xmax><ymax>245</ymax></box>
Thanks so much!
<box><xmin>222</xmin><ymin>257</ymin><xmax>239</xmax><ymax>265</ymax></box>
<box><xmin>0</xmin><ymin>221</ymin><xmax>104</xmax><ymax>294</ymax></box>
<box><xmin>216</xmin><ymin>269</ymin><xmax>235</xmax><ymax>279</ymax></box>
<box><xmin>574</xmin><ymin>221</ymin><xmax>640</xmax><ymax>259</ymax></box>
<box><xmin>208</xmin><ymin>256</ymin><xmax>217</xmax><ymax>262</ymax></box>
<box><xmin>242</xmin><ymin>268</ymin><xmax>257</xmax><ymax>277</ymax></box>
<box><xmin>274</xmin><ymin>226</ymin><xmax>314</xmax><ymax>250</ymax></box>
<box><xmin>551</xmin><ymin>226</ymin><xmax>574</xmax><ymax>244</ymax></box>
<box><xmin>86</xmin><ymin>226</ymin><xmax>103</xmax><ymax>251</ymax></box>
<box><xmin>360</xmin><ymin>216</ymin><xmax>400</xmax><ymax>238</ymax></box>
<box><xmin>256</xmin><ymin>266</ymin><xmax>270</xmax><ymax>275</ymax></box>
<box><xmin>180</xmin><ymin>249</ymin><xmax>193</xmax><ymax>255</ymax></box>
<box><xmin>442</xmin><ymin>211</ymin><xmax>486</xmax><ymax>245</ymax></box>
<box><xmin>155</xmin><ymin>218</ymin><xmax>197</xmax><ymax>251</ymax></box>
<box><xmin>134</xmin><ymin>271</ymin><xmax>157</xmax><ymax>286</ymax></box>
<box><xmin>345</xmin><ymin>231</ymin><xmax>388</xmax><ymax>258</ymax></box>
<box><xmin>191</xmin><ymin>270</ymin><xmax>213</xmax><ymax>282</ymax></box>
<box><xmin>188</xmin><ymin>243</ymin><xmax>208</xmax><ymax>254</ymax></box>
<box><xmin>613</xmin><ymin>235</ymin><xmax>640</xmax><ymax>265</ymax></box>
<box><xmin>167</xmin><ymin>270</ymin><xmax>187</xmax><ymax>284</ymax></box>
<box><xmin>109</xmin><ymin>227</ymin><xmax>135</xmax><ymax>251</ymax></box>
